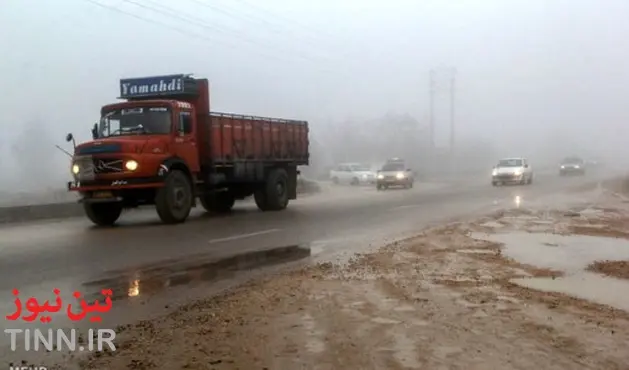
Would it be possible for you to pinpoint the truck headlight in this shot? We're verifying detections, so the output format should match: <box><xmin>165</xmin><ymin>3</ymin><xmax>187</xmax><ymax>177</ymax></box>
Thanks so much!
<box><xmin>396</xmin><ymin>172</ymin><xmax>405</xmax><ymax>179</ymax></box>
<box><xmin>492</xmin><ymin>169</ymin><xmax>498</xmax><ymax>176</ymax></box>
<box><xmin>514</xmin><ymin>170</ymin><xmax>522</xmax><ymax>176</ymax></box>
<box><xmin>125</xmin><ymin>160</ymin><xmax>139</xmax><ymax>171</ymax></box>
<box><xmin>560</xmin><ymin>165</ymin><xmax>565</xmax><ymax>169</ymax></box>
<box><xmin>72</xmin><ymin>164</ymin><xmax>80</xmax><ymax>175</ymax></box>
<box><xmin>377</xmin><ymin>174</ymin><xmax>384</xmax><ymax>179</ymax></box>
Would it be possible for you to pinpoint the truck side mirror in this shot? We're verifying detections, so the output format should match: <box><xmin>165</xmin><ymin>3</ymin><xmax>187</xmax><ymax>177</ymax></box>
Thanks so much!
<box><xmin>406</xmin><ymin>168</ymin><xmax>412</xmax><ymax>172</ymax></box>
<box><xmin>65</xmin><ymin>132</ymin><xmax>76</xmax><ymax>149</ymax></box>
<box><xmin>524</xmin><ymin>164</ymin><xmax>529</xmax><ymax>168</ymax></box>
<box><xmin>91</xmin><ymin>123</ymin><xmax>98</xmax><ymax>140</ymax></box>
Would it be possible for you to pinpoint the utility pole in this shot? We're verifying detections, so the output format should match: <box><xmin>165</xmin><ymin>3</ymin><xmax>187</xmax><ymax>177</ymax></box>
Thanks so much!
<box><xmin>449</xmin><ymin>68</ymin><xmax>456</xmax><ymax>153</ymax></box>
<box><xmin>429</xmin><ymin>69</ymin><xmax>436</xmax><ymax>149</ymax></box>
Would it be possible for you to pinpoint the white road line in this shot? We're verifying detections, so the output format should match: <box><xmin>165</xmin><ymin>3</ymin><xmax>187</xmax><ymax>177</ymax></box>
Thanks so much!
<box><xmin>390</xmin><ymin>204</ymin><xmax>421</xmax><ymax>211</ymax></box>
<box><xmin>208</xmin><ymin>229</ymin><xmax>281</xmax><ymax>244</ymax></box>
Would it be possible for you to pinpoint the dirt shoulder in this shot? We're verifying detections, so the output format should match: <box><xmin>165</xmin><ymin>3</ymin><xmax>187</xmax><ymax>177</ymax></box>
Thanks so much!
<box><xmin>77</xmin><ymin>186</ymin><xmax>629</xmax><ymax>370</ymax></box>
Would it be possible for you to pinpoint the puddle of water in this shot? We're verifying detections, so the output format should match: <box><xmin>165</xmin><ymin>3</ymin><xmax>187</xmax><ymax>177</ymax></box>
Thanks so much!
<box><xmin>471</xmin><ymin>231</ymin><xmax>629</xmax><ymax>273</ymax></box>
<box><xmin>390</xmin><ymin>331</ymin><xmax>421</xmax><ymax>368</ymax></box>
<box><xmin>301</xmin><ymin>313</ymin><xmax>326</xmax><ymax>354</ymax></box>
<box><xmin>497</xmin><ymin>295</ymin><xmax>520</xmax><ymax>304</ymax></box>
<box><xmin>502</xmin><ymin>215</ymin><xmax>539</xmax><ymax>221</ymax></box>
<box><xmin>575</xmin><ymin>224</ymin><xmax>608</xmax><ymax>229</ymax></box>
<box><xmin>371</xmin><ymin>317</ymin><xmax>401</xmax><ymax>324</ymax></box>
<box><xmin>580</xmin><ymin>208</ymin><xmax>605</xmax><ymax>217</ymax></box>
<box><xmin>479</xmin><ymin>221</ymin><xmax>504</xmax><ymax>228</ymax></box>
<box><xmin>456</xmin><ymin>249</ymin><xmax>496</xmax><ymax>255</ymax></box>
<box><xmin>81</xmin><ymin>244</ymin><xmax>311</xmax><ymax>302</ymax></box>
<box><xmin>472</xmin><ymin>231</ymin><xmax>629</xmax><ymax>310</ymax></box>
<box><xmin>529</xmin><ymin>220</ymin><xmax>554</xmax><ymax>225</ymax></box>
<box><xmin>411</xmin><ymin>319</ymin><xmax>429</xmax><ymax>326</ymax></box>
<box><xmin>393</xmin><ymin>305</ymin><xmax>416</xmax><ymax>312</ymax></box>
<box><xmin>512</xmin><ymin>272</ymin><xmax>629</xmax><ymax>311</ymax></box>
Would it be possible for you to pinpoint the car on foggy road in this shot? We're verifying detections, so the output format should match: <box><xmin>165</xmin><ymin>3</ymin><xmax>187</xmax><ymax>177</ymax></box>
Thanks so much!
<box><xmin>329</xmin><ymin>163</ymin><xmax>377</xmax><ymax>185</ymax></box>
<box><xmin>559</xmin><ymin>156</ymin><xmax>586</xmax><ymax>176</ymax></box>
<box><xmin>491</xmin><ymin>157</ymin><xmax>533</xmax><ymax>186</ymax></box>
<box><xmin>376</xmin><ymin>160</ymin><xmax>414</xmax><ymax>190</ymax></box>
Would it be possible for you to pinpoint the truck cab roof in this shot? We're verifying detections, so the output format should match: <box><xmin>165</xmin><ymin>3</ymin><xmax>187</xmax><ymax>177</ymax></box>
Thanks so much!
<box><xmin>102</xmin><ymin>99</ymin><xmax>193</xmax><ymax>112</ymax></box>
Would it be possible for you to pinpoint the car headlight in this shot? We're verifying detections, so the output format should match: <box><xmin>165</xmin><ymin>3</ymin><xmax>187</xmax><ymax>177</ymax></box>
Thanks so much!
<box><xmin>125</xmin><ymin>160</ymin><xmax>139</xmax><ymax>171</ymax></box>
<box><xmin>560</xmin><ymin>165</ymin><xmax>565</xmax><ymax>169</ymax></box>
<box><xmin>396</xmin><ymin>172</ymin><xmax>405</xmax><ymax>179</ymax></box>
<box><xmin>71</xmin><ymin>164</ymin><xmax>80</xmax><ymax>175</ymax></box>
<box><xmin>377</xmin><ymin>174</ymin><xmax>384</xmax><ymax>179</ymax></box>
<box><xmin>574</xmin><ymin>165</ymin><xmax>580</xmax><ymax>168</ymax></box>
<box><xmin>492</xmin><ymin>169</ymin><xmax>498</xmax><ymax>176</ymax></box>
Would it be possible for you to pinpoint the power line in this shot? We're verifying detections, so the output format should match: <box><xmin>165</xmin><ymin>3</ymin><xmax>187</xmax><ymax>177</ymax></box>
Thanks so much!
<box><xmin>189</xmin><ymin>0</ymin><xmax>334</xmax><ymax>49</ymax></box>
<box><xmin>228</xmin><ymin>0</ymin><xmax>340</xmax><ymax>43</ymax></box>
<box><xmin>83</xmin><ymin>0</ymin><xmax>410</xmax><ymax>80</ymax></box>
<box><xmin>82</xmin><ymin>0</ymin><xmax>337</xmax><ymax>73</ymax></box>
<box><xmin>122</xmin><ymin>0</ymin><xmax>331</xmax><ymax>65</ymax></box>
<box><xmin>226</xmin><ymin>0</ymin><xmax>382</xmax><ymax>55</ymax></box>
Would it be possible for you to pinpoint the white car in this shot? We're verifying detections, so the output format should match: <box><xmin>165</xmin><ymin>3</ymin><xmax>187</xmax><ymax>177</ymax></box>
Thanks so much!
<box><xmin>491</xmin><ymin>157</ymin><xmax>533</xmax><ymax>186</ymax></box>
<box><xmin>330</xmin><ymin>163</ymin><xmax>376</xmax><ymax>185</ymax></box>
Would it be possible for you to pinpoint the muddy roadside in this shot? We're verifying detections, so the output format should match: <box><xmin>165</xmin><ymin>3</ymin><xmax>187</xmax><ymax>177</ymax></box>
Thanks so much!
<box><xmin>71</xmin><ymin>179</ymin><xmax>629</xmax><ymax>370</ymax></box>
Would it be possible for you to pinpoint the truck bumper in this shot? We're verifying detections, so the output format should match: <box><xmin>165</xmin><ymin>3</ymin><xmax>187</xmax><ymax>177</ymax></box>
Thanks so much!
<box><xmin>68</xmin><ymin>177</ymin><xmax>165</xmax><ymax>192</ymax></box>
<box><xmin>68</xmin><ymin>177</ymin><xmax>165</xmax><ymax>203</ymax></box>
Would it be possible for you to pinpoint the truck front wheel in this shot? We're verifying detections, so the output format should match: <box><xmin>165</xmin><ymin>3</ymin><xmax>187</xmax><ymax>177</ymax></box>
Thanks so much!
<box><xmin>254</xmin><ymin>168</ymin><xmax>289</xmax><ymax>211</ymax></box>
<box><xmin>200</xmin><ymin>192</ymin><xmax>235</xmax><ymax>213</ymax></box>
<box><xmin>84</xmin><ymin>202</ymin><xmax>122</xmax><ymax>226</ymax></box>
<box><xmin>155</xmin><ymin>170</ymin><xmax>193</xmax><ymax>224</ymax></box>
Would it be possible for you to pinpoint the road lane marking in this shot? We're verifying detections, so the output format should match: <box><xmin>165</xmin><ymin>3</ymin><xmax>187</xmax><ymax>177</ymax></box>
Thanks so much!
<box><xmin>208</xmin><ymin>229</ymin><xmax>281</xmax><ymax>244</ymax></box>
<box><xmin>390</xmin><ymin>204</ymin><xmax>421</xmax><ymax>211</ymax></box>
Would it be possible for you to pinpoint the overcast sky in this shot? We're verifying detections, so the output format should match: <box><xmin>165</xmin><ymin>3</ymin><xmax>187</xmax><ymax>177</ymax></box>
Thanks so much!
<box><xmin>1</xmin><ymin>0</ymin><xmax>628</xmax><ymax>190</ymax></box>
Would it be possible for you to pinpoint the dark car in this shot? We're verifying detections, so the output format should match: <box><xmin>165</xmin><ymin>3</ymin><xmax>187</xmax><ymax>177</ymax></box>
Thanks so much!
<box><xmin>559</xmin><ymin>156</ymin><xmax>585</xmax><ymax>176</ymax></box>
<box><xmin>376</xmin><ymin>161</ymin><xmax>414</xmax><ymax>190</ymax></box>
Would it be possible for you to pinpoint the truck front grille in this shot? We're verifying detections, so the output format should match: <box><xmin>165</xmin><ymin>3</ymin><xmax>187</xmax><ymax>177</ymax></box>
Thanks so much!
<box><xmin>76</xmin><ymin>157</ymin><xmax>124</xmax><ymax>179</ymax></box>
<box><xmin>91</xmin><ymin>158</ymin><xmax>124</xmax><ymax>174</ymax></box>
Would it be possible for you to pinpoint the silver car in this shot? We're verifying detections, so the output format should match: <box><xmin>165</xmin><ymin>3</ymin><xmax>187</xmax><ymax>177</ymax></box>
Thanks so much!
<box><xmin>491</xmin><ymin>157</ymin><xmax>534</xmax><ymax>186</ymax></box>
<box><xmin>376</xmin><ymin>162</ymin><xmax>414</xmax><ymax>190</ymax></box>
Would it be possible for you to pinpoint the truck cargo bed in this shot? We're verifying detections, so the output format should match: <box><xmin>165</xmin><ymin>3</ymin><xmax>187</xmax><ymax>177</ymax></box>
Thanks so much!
<box><xmin>200</xmin><ymin>112</ymin><xmax>309</xmax><ymax>165</ymax></box>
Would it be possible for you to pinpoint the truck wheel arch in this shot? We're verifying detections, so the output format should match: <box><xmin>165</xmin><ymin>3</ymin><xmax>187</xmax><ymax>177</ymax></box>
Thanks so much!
<box><xmin>160</xmin><ymin>157</ymin><xmax>192</xmax><ymax>180</ymax></box>
<box><xmin>160</xmin><ymin>157</ymin><xmax>195</xmax><ymax>201</ymax></box>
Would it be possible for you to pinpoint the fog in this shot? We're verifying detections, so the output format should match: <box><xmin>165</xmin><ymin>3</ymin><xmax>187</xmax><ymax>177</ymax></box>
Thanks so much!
<box><xmin>1</xmin><ymin>0</ymin><xmax>629</xmax><ymax>194</ymax></box>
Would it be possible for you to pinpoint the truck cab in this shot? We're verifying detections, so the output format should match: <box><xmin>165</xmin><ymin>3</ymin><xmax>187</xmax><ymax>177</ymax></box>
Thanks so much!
<box><xmin>73</xmin><ymin>99</ymin><xmax>199</xmax><ymax>187</ymax></box>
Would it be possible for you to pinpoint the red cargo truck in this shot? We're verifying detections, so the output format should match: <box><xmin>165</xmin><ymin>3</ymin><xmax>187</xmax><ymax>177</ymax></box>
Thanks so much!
<box><xmin>66</xmin><ymin>74</ymin><xmax>309</xmax><ymax>226</ymax></box>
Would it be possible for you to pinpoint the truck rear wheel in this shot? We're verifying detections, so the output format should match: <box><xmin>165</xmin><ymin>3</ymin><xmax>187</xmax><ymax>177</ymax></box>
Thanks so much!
<box><xmin>155</xmin><ymin>170</ymin><xmax>193</xmax><ymax>224</ymax></box>
<box><xmin>83</xmin><ymin>202</ymin><xmax>122</xmax><ymax>226</ymax></box>
<box><xmin>255</xmin><ymin>168</ymin><xmax>289</xmax><ymax>211</ymax></box>
<box><xmin>200</xmin><ymin>192</ymin><xmax>235</xmax><ymax>213</ymax></box>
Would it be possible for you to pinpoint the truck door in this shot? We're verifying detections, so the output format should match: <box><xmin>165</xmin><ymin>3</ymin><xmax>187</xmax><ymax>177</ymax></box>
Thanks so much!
<box><xmin>174</xmin><ymin>110</ymin><xmax>200</xmax><ymax>172</ymax></box>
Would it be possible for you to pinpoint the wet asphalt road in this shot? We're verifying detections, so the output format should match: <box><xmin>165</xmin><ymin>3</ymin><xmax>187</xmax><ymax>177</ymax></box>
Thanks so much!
<box><xmin>0</xmin><ymin>173</ymin><xmax>603</xmax><ymax>330</ymax></box>
<box><xmin>0</xmin><ymin>172</ymin><xmax>598</xmax><ymax>291</ymax></box>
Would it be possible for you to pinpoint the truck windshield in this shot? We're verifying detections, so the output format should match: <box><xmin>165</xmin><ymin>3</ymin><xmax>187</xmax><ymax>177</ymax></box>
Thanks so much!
<box><xmin>498</xmin><ymin>159</ymin><xmax>523</xmax><ymax>167</ymax></box>
<box><xmin>99</xmin><ymin>106</ymin><xmax>172</xmax><ymax>137</ymax></box>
